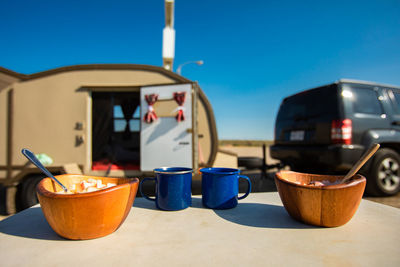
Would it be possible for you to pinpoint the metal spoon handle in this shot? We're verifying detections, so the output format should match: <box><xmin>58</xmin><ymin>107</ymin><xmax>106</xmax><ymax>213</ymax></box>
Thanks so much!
<box><xmin>21</xmin><ymin>148</ymin><xmax>68</xmax><ymax>192</ymax></box>
<box><xmin>342</xmin><ymin>143</ymin><xmax>380</xmax><ymax>183</ymax></box>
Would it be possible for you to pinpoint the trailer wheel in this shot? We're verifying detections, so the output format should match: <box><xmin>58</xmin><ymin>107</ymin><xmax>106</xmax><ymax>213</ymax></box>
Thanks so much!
<box><xmin>18</xmin><ymin>175</ymin><xmax>44</xmax><ymax>210</ymax></box>
<box><xmin>0</xmin><ymin>185</ymin><xmax>7</xmax><ymax>215</ymax></box>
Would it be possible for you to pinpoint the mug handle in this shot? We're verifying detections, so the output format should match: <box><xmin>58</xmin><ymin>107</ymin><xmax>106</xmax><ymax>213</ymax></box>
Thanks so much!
<box><xmin>238</xmin><ymin>175</ymin><xmax>252</xmax><ymax>200</ymax></box>
<box><xmin>139</xmin><ymin>177</ymin><xmax>156</xmax><ymax>201</ymax></box>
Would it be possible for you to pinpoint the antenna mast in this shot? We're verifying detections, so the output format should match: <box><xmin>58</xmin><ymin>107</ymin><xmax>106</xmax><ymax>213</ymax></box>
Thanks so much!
<box><xmin>163</xmin><ymin>0</ymin><xmax>175</xmax><ymax>71</ymax></box>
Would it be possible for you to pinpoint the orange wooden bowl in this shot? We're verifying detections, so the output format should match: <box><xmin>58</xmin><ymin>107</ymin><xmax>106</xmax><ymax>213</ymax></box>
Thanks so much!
<box><xmin>275</xmin><ymin>171</ymin><xmax>366</xmax><ymax>227</ymax></box>
<box><xmin>36</xmin><ymin>174</ymin><xmax>139</xmax><ymax>240</ymax></box>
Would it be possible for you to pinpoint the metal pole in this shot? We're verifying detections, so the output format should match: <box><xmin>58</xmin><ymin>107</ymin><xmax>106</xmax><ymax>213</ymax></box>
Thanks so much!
<box><xmin>262</xmin><ymin>143</ymin><xmax>266</xmax><ymax>179</ymax></box>
<box><xmin>176</xmin><ymin>60</ymin><xmax>204</xmax><ymax>75</ymax></box>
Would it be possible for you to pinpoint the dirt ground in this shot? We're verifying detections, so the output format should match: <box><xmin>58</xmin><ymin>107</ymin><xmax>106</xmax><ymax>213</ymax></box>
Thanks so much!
<box><xmin>220</xmin><ymin>145</ymin><xmax>280</xmax><ymax>165</ymax></box>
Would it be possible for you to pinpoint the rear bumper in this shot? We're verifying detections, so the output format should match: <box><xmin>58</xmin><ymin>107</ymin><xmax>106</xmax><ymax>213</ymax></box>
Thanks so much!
<box><xmin>270</xmin><ymin>144</ymin><xmax>365</xmax><ymax>171</ymax></box>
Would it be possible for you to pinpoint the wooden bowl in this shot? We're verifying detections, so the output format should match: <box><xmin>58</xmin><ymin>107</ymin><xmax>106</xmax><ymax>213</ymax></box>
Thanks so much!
<box><xmin>275</xmin><ymin>171</ymin><xmax>366</xmax><ymax>227</ymax></box>
<box><xmin>37</xmin><ymin>174</ymin><xmax>139</xmax><ymax>240</ymax></box>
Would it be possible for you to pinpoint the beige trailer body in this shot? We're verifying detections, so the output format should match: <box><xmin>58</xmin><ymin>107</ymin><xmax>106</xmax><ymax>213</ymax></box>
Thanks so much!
<box><xmin>0</xmin><ymin>64</ymin><xmax>237</xmax><ymax>214</ymax></box>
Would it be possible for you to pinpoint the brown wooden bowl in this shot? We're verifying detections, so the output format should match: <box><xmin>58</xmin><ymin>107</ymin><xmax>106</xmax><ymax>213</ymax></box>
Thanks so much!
<box><xmin>37</xmin><ymin>174</ymin><xmax>139</xmax><ymax>240</ymax></box>
<box><xmin>275</xmin><ymin>171</ymin><xmax>366</xmax><ymax>227</ymax></box>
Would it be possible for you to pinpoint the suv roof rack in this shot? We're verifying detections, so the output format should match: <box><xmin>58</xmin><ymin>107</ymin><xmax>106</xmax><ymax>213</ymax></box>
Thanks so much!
<box><xmin>286</xmin><ymin>79</ymin><xmax>400</xmax><ymax>100</ymax></box>
<box><xmin>336</xmin><ymin>79</ymin><xmax>400</xmax><ymax>89</ymax></box>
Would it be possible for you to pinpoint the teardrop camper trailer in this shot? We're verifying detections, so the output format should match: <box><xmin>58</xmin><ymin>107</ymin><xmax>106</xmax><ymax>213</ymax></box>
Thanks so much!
<box><xmin>0</xmin><ymin>64</ymin><xmax>237</xmax><ymax>214</ymax></box>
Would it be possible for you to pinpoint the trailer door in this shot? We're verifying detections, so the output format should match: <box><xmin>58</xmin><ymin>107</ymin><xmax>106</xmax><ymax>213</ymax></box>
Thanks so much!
<box><xmin>140</xmin><ymin>84</ymin><xmax>193</xmax><ymax>171</ymax></box>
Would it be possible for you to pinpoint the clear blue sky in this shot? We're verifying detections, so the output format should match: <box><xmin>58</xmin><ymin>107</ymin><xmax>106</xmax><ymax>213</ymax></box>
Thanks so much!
<box><xmin>1</xmin><ymin>0</ymin><xmax>399</xmax><ymax>140</ymax></box>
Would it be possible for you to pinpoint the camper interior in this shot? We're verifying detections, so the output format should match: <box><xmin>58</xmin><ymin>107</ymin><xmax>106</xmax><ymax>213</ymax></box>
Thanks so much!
<box><xmin>92</xmin><ymin>91</ymin><xmax>141</xmax><ymax>171</ymax></box>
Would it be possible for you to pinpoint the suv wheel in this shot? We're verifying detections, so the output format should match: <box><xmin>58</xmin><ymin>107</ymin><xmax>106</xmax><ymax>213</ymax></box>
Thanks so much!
<box><xmin>288</xmin><ymin>163</ymin><xmax>306</xmax><ymax>172</ymax></box>
<box><xmin>366</xmin><ymin>148</ymin><xmax>400</xmax><ymax>196</ymax></box>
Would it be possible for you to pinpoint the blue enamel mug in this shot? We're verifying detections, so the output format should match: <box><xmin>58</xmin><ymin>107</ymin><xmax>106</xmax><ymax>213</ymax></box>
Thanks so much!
<box><xmin>139</xmin><ymin>167</ymin><xmax>192</xmax><ymax>211</ymax></box>
<box><xmin>200</xmin><ymin>167</ymin><xmax>252</xmax><ymax>209</ymax></box>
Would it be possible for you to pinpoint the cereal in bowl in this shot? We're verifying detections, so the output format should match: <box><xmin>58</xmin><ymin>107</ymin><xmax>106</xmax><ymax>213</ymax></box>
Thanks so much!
<box><xmin>57</xmin><ymin>178</ymin><xmax>116</xmax><ymax>194</ymax></box>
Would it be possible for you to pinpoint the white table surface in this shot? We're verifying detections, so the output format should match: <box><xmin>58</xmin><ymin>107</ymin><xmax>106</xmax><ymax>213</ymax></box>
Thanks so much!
<box><xmin>0</xmin><ymin>192</ymin><xmax>399</xmax><ymax>267</ymax></box>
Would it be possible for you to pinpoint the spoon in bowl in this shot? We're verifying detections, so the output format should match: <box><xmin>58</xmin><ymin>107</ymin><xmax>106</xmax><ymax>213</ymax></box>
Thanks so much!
<box><xmin>340</xmin><ymin>143</ymin><xmax>380</xmax><ymax>184</ymax></box>
<box><xmin>21</xmin><ymin>148</ymin><xmax>68</xmax><ymax>192</ymax></box>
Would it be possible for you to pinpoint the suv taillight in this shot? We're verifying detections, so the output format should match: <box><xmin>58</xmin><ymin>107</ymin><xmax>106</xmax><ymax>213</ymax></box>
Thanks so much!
<box><xmin>331</xmin><ymin>119</ymin><xmax>352</xmax><ymax>144</ymax></box>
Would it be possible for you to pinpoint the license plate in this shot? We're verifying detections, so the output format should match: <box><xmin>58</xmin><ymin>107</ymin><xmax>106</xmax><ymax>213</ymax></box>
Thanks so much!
<box><xmin>290</xmin><ymin>130</ymin><xmax>304</xmax><ymax>141</ymax></box>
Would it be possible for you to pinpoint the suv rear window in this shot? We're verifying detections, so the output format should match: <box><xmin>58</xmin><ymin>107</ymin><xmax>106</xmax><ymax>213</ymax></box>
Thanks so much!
<box><xmin>277</xmin><ymin>86</ymin><xmax>338</xmax><ymax>121</ymax></box>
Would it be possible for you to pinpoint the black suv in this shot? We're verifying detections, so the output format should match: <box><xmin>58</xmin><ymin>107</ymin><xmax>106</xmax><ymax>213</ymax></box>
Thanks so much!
<box><xmin>270</xmin><ymin>79</ymin><xmax>400</xmax><ymax>196</ymax></box>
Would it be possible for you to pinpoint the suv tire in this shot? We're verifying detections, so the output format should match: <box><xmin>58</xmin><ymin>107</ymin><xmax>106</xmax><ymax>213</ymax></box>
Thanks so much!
<box><xmin>289</xmin><ymin>164</ymin><xmax>307</xmax><ymax>173</ymax></box>
<box><xmin>366</xmin><ymin>148</ymin><xmax>400</xmax><ymax>196</ymax></box>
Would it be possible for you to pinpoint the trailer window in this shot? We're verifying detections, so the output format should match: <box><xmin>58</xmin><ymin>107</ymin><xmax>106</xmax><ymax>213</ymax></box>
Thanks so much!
<box><xmin>113</xmin><ymin>105</ymin><xmax>140</xmax><ymax>132</ymax></box>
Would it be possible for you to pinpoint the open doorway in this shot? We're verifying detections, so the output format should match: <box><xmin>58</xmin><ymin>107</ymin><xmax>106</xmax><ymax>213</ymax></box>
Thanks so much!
<box><xmin>91</xmin><ymin>91</ymin><xmax>140</xmax><ymax>170</ymax></box>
